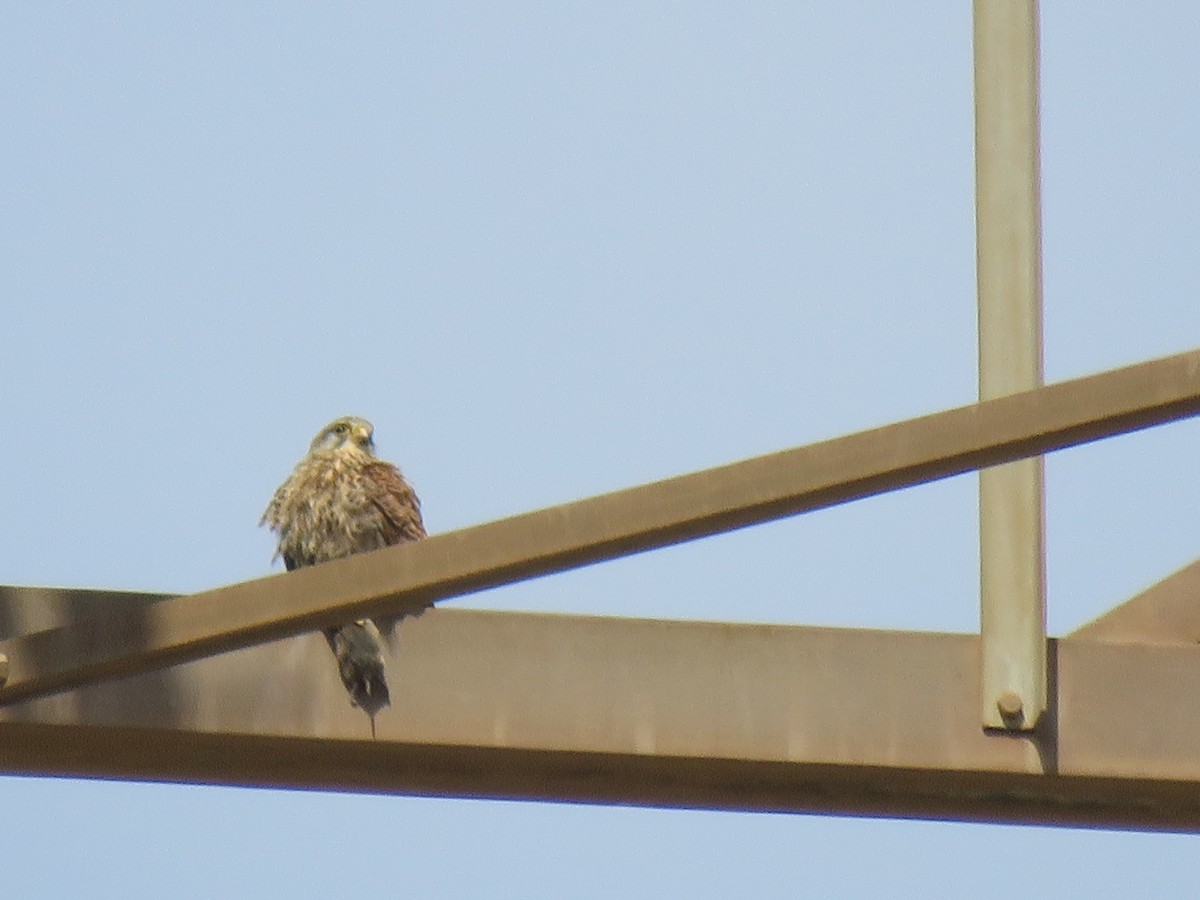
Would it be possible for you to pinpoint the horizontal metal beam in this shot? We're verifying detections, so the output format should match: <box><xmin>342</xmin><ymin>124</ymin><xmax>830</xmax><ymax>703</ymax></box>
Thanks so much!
<box><xmin>0</xmin><ymin>586</ymin><xmax>170</xmax><ymax>641</ymax></box>
<box><xmin>3</xmin><ymin>598</ymin><xmax>1200</xmax><ymax>831</ymax></box>
<box><xmin>3</xmin><ymin>348</ymin><xmax>1200</xmax><ymax>706</ymax></box>
<box><xmin>1070</xmin><ymin>557</ymin><xmax>1200</xmax><ymax>645</ymax></box>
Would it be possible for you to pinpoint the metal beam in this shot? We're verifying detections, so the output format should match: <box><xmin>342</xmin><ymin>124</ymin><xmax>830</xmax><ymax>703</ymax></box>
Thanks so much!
<box><xmin>1070</xmin><ymin>557</ymin><xmax>1200</xmax><ymax>645</ymax></box>
<box><xmin>3</xmin><ymin>599</ymin><xmax>1200</xmax><ymax>831</ymax></box>
<box><xmin>3</xmin><ymin>348</ymin><xmax>1200</xmax><ymax>706</ymax></box>
<box><xmin>0</xmin><ymin>586</ymin><xmax>169</xmax><ymax>640</ymax></box>
<box><xmin>974</xmin><ymin>0</ymin><xmax>1046</xmax><ymax>730</ymax></box>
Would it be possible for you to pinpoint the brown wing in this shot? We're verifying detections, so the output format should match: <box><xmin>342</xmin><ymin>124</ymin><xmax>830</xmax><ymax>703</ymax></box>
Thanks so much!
<box><xmin>362</xmin><ymin>460</ymin><xmax>426</xmax><ymax>546</ymax></box>
<box><xmin>361</xmin><ymin>459</ymin><xmax>429</xmax><ymax>633</ymax></box>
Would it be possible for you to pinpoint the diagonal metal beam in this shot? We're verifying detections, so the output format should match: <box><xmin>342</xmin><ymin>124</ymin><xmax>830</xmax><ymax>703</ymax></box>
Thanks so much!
<box><xmin>3</xmin><ymin>602</ymin><xmax>1200</xmax><ymax>831</ymax></box>
<box><xmin>1070</xmin><ymin>557</ymin><xmax>1200</xmax><ymax>645</ymax></box>
<box><xmin>3</xmin><ymin>348</ymin><xmax>1200</xmax><ymax>706</ymax></box>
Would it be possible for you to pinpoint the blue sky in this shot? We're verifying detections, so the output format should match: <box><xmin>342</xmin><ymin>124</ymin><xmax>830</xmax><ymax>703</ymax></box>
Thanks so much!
<box><xmin>3</xmin><ymin>3</ymin><xmax>1199</xmax><ymax>896</ymax></box>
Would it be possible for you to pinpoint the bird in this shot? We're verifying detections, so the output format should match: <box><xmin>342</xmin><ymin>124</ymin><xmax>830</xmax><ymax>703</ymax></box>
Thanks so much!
<box><xmin>260</xmin><ymin>416</ymin><xmax>426</xmax><ymax>738</ymax></box>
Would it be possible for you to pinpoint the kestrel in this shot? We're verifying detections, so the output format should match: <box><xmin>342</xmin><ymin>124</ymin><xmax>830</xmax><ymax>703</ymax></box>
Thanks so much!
<box><xmin>260</xmin><ymin>416</ymin><xmax>426</xmax><ymax>736</ymax></box>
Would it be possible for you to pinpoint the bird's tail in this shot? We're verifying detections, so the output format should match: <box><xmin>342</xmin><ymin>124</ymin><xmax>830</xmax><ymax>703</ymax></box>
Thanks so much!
<box><xmin>324</xmin><ymin>620</ymin><xmax>390</xmax><ymax>736</ymax></box>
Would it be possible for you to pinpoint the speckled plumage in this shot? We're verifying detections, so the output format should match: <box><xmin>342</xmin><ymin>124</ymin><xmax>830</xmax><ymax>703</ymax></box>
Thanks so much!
<box><xmin>261</xmin><ymin>416</ymin><xmax>426</xmax><ymax>737</ymax></box>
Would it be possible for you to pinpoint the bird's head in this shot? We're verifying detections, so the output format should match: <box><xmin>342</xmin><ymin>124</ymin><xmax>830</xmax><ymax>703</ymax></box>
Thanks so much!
<box><xmin>309</xmin><ymin>416</ymin><xmax>377</xmax><ymax>456</ymax></box>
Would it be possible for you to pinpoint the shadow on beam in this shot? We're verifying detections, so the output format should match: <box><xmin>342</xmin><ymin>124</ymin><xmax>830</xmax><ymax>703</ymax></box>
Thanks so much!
<box><xmin>3</xmin><ymin>724</ymin><xmax>1195</xmax><ymax>832</ymax></box>
<box><xmin>0</xmin><ymin>586</ymin><xmax>182</xmax><ymax>725</ymax></box>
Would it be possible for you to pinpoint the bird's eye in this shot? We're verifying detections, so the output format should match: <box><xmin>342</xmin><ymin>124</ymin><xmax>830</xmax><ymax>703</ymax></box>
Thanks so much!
<box><xmin>333</xmin><ymin>423</ymin><xmax>349</xmax><ymax>435</ymax></box>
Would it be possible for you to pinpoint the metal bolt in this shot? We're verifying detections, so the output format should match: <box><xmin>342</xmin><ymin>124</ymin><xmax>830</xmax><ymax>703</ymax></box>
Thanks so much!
<box><xmin>997</xmin><ymin>690</ymin><xmax>1024</xmax><ymax>720</ymax></box>
<box><xmin>0</xmin><ymin>653</ymin><xmax>8</xmax><ymax>686</ymax></box>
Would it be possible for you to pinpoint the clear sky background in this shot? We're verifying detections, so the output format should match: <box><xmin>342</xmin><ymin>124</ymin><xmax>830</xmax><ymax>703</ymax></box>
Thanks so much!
<box><xmin>3</xmin><ymin>3</ymin><xmax>1199</xmax><ymax>897</ymax></box>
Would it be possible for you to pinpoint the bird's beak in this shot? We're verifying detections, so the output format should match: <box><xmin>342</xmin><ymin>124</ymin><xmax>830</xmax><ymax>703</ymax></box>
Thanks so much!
<box><xmin>352</xmin><ymin>425</ymin><xmax>372</xmax><ymax>446</ymax></box>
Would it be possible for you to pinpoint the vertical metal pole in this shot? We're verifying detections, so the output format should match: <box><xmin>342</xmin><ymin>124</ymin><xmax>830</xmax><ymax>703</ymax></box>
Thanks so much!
<box><xmin>973</xmin><ymin>0</ymin><xmax>1046</xmax><ymax>730</ymax></box>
